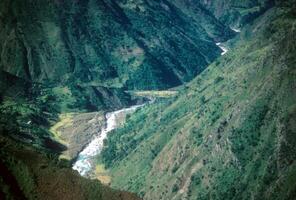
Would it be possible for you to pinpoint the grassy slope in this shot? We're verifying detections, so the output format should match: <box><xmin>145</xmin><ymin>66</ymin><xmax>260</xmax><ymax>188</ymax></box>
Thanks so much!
<box><xmin>100</xmin><ymin>4</ymin><xmax>296</xmax><ymax>200</ymax></box>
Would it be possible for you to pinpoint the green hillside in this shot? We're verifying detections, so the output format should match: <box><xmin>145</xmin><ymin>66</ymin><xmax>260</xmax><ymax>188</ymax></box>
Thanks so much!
<box><xmin>1</xmin><ymin>0</ymin><xmax>295</xmax><ymax>200</ymax></box>
<box><xmin>0</xmin><ymin>72</ymin><xmax>142</xmax><ymax>199</ymax></box>
<box><xmin>100</xmin><ymin>2</ymin><xmax>296</xmax><ymax>199</ymax></box>
<box><xmin>0</xmin><ymin>0</ymin><xmax>233</xmax><ymax>90</ymax></box>
<box><xmin>197</xmin><ymin>0</ymin><xmax>274</xmax><ymax>28</ymax></box>
<box><xmin>0</xmin><ymin>0</ymin><xmax>237</xmax><ymax>114</ymax></box>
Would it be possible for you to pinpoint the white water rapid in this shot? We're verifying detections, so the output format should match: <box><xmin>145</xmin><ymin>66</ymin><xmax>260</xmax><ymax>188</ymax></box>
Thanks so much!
<box><xmin>231</xmin><ymin>27</ymin><xmax>241</xmax><ymax>33</ymax></box>
<box><xmin>216</xmin><ymin>42</ymin><xmax>228</xmax><ymax>55</ymax></box>
<box><xmin>72</xmin><ymin>104</ymin><xmax>144</xmax><ymax>176</ymax></box>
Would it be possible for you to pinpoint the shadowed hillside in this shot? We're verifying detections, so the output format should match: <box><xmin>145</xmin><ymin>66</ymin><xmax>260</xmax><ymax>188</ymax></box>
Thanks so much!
<box><xmin>0</xmin><ymin>136</ymin><xmax>141</xmax><ymax>200</ymax></box>
<box><xmin>0</xmin><ymin>0</ymin><xmax>234</xmax><ymax>90</ymax></box>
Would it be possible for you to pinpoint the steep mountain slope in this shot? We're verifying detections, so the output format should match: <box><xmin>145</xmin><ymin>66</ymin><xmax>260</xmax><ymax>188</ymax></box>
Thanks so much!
<box><xmin>0</xmin><ymin>73</ymin><xmax>142</xmax><ymax>199</ymax></box>
<box><xmin>0</xmin><ymin>0</ymin><xmax>233</xmax><ymax>91</ymax></box>
<box><xmin>0</xmin><ymin>0</ymin><xmax>237</xmax><ymax>151</ymax></box>
<box><xmin>197</xmin><ymin>0</ymin><xmax>275</xmax><ymax>28</ymax></box>
<box><xmin>0</xmin><ymin>136</ymin><xmax>141</xmax><ymax>200</ymax></box>
<box><xmin>169</xmin><ymin>0</ymin><xmax>235</xmax><ymax>40</ymax></box>
<box><xmin>1</xmin><ymin>0</ymin><xmax>295</xmax><ymax>200</ymax></box>
<box><xmin>0</xmin><ymin>1</ymin><xmax>233</xmax><ymax>199</ymax></box>
<box><xmin>100</xmin><ymin>2</ymin><xmax>296</xmax><ymax>200</ymax></box>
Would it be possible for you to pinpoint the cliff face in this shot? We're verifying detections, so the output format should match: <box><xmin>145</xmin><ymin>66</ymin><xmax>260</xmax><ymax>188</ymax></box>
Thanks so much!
<box><xmin>0</xmin><ymin>0</ymin><xmax>233</xmax><ymax>90</ymax></box>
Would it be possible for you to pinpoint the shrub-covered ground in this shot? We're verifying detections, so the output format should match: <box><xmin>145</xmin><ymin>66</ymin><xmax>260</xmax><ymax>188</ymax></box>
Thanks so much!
<box><xmin>100</xmin><ymin>2</ymin><xmax>296</xmax><ymax>200</ymax></box>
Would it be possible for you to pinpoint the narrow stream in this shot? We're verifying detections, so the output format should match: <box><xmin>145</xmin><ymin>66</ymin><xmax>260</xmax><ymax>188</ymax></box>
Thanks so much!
<box><xmin>231</xmin><ymin>27</ymin><xmax>241</xmax><ymax>33</ymax></box>
<box><xmin>72</xmin><ymin>104</ymin><xmax>144</xmax><ymax>177</ymax></box>
<box><xmin>216</xmin><ymin>42</ymin><xmax>228</xmax><ymax>55</ymax></box>
<box><xmin>216</xmin><ymin>26</ymin><xmax>241</xmax><ymax>55</ymax></box>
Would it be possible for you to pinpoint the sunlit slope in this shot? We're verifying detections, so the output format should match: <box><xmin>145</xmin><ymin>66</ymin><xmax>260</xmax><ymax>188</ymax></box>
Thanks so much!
<box><xmin>101</xmin><ymin>4</ymin><xmax>296</xmax><ymax>200</ymax></box>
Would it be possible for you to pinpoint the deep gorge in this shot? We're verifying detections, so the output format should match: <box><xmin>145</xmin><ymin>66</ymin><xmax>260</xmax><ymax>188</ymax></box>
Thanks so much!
<box><xmin>1</xmin><ymin>0</ymin><xmax>295</xmax><ymax>200</ymax></box>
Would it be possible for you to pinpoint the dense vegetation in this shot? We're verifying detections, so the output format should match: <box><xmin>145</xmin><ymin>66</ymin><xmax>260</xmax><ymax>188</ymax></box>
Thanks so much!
<box><xmin>0</xmin><ymin>1</ymin><xmax>236</xmax><ymax>197</ymax></box>
<box><xmin>100</xmin><ymin>2</ymin><xmax>296</xmax><ymax>199</ymax></box>
<box><xmin>1</xmin><ymin>0</ymin><xmax>295</xmax><ymax>199</ymax></box>
<box><xmin>0</xmin><ymin>0</ymin><xmax>234</xmax><ymax>102</ymax></box>
<box><xmin>0</xmin><ymin>136</ymin><xmax>140</xmax><ymax>200</ymax></box>
<box><xmin>0</xmin><ymin>72</ymin><xmax>142</xmax><ymax>199</ymax></box>
<box><xmin>197</xmin><ymin>0</ymin><xmax>275</xmax><ymax>28</ymax></box>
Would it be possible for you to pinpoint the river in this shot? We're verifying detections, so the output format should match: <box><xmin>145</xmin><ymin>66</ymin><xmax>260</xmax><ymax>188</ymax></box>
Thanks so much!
<box><xmin>216</xmin><ymin>26</ymin><xmax>241</xmax><ymax>55</ymax></box>
<box><xmin>72</xmin><ymin>104</ymin><xmax>144</xmax><ymax>177</ymax></box>
<box><xmin>216</xmin><ymin>42</ymin><xmax>228</xmax><ymax>55</ymax></box>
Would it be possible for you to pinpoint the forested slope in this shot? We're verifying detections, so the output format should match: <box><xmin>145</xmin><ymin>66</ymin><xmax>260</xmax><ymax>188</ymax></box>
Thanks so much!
<box><xmin>0</xmin><ymin>0</ymin><xmax>234</xmax><ymax>90</ymax></box>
